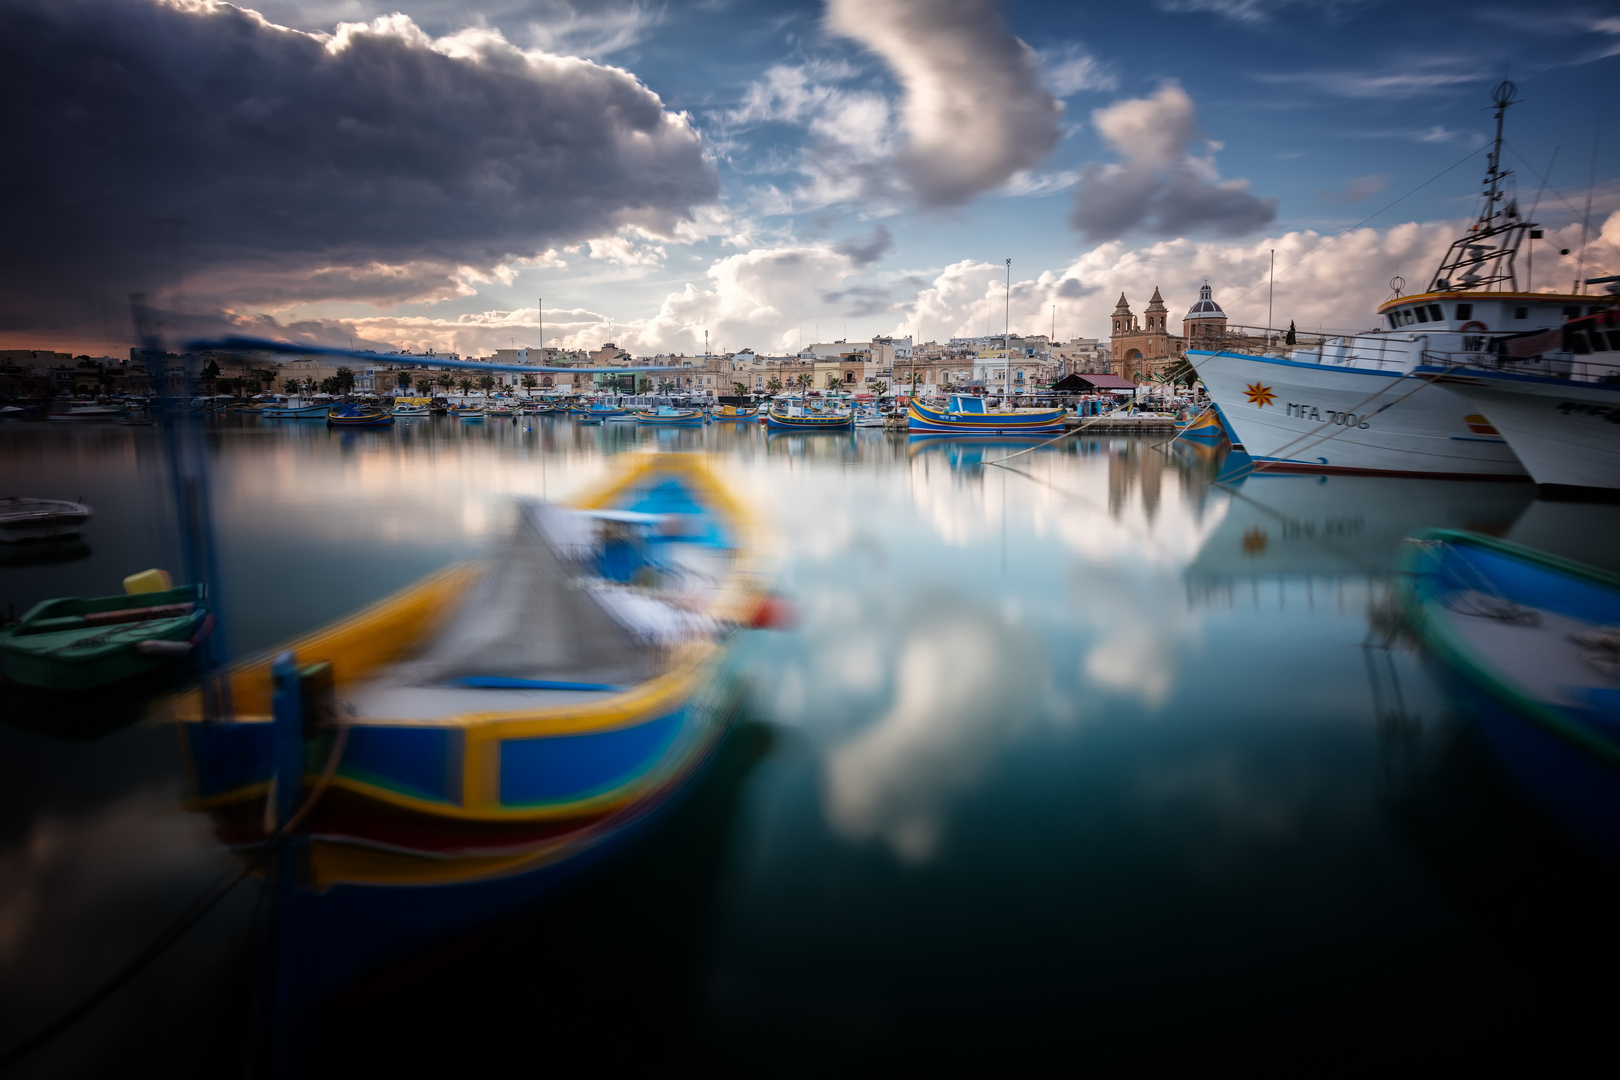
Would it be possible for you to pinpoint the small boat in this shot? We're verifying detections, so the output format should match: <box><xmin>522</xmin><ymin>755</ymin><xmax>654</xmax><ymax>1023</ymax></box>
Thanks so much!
<box><xmin>854</xmin><ymin>406</ymin><xmax>886</xmax><ymax>428</ymax></box>
<box><xmin>392</xmin><ymin>403</ymin><xmax>431</xmax><ymax>417</ymax></box>
<box><xmin>326</xmin><ymin>404</ymin><xmax>394</xmax><ymax>428</ymax></box>
<box><xmin>453</xmin><ymin>406</ymin><xmax>486</xmax><ymax>422</ymax></box>
<box><xmin>907</xmin><ymin>393</ymin><xmax>1064</xmax><ymax>435</ymax></box>
<box><xmin>1</xmin><ymin>570</ymin><xmax>210</xmax><ymax>691</ymax></box>
<box><xmin>484</xmin><ymin>404</ymin><xmax>516</xmax><ymax>418</ymax></box>
<box><xmin>0</xmin><ymin>497</ymin><xmax>92</xmax><ymax>543</ymax></box>
<box><xmin>0</xmin><ymin>405</ymin><xmax>28</xmax><ymax>419</ymax></box>
<box><xmin>1174</xmin><ymin>405</ymin><xmax>1227</xmax><ymax>442</ymax></box>
<box><xmin>1396</xmin><ymin>529</ymin><xmax>1620</xmax><ymax>861</ymax></box>
<box><xmin>172</xmin><ymin>454</ymin><xmax>772</xmax><ymax>1000</ymax></box>
<box><xmin>637</xmin><ymin>406</ymin><xmax>705</xmax><ymax>426</ymax></box>
<box><xmin>714</xmin><ymin>404</ymin><xmax>760</xmax><ymax>421</ymax></box>
<box><xmin>763</xmin><ymin>399</ymin><xmax>853</xmax><ymax>431</ymax></box>
<box><xmin>47</xmin><ymin>403</ymin><xmax>123</xmax><ymax>422</ymax></box>
<box><xmin>261</xmin><ymin>398</ymin><xmax>330</xmax><ymax>419</ymax></box>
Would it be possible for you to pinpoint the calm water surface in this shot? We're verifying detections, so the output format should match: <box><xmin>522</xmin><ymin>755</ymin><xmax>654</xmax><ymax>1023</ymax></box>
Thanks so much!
<box><xmin>4</xmin><ymin>416</ymin><xmax>1619</xmax><ymax>1076</ymax></box>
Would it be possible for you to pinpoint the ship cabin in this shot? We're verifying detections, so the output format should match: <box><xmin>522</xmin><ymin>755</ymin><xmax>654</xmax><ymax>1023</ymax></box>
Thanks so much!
<box><xmin>946</xmin><ymin>394</ymin><xmax>986</xmax><ymax>413</ymax></box>
<box><xmin>1376</xmin><ymin>292</ymin><xmax>1609</xmax><ymax>336</ymax></box>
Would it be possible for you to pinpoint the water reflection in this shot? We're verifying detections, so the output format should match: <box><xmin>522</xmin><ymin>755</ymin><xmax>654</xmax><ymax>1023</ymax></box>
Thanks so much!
<box><xmin>3</xmin><ymin>416</ymin><xmax>1617</xmax><ymax>1074</ymax></box>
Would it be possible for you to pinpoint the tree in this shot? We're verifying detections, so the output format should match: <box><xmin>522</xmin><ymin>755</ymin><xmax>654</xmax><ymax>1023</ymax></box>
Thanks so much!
<box><xmin>731</xmin><ymin>381</ymin><xmax>748</xmax><ymax>397</ymax></box>
<box><xmin>636</xmin><ymin>375</ymin><xmax>652</xmax><ymax>394</ymax></box>
<box><xmin>656</xmin><ymin>378</ymin><xmax>675</xmax><ymax>394</ymax></box>
<box><xmin>872</xmin><ymin>380</ymin><xmax>888</xmax><ymax>397</ymax></box>
<box><xmin>1162</xmin><ymin>358</ymin><xmax>1197</xmax><ymax>386</ymax></box>
<box><xmin>824</xmin><ymin>372</ymin><xmax>840</xmax><ymax>389</ymax></box>
<box><xmin>478</xmin><ymin>373</ymin><xmax>496</xmax><ymax>395</ymax></box>
<box><xmin>458</xmin><ymin>377</ymin><xmax>474</xmax><ymax>396</ymax></box>
<box><xmin>765</xmin><ymin>375</ymin><xmax>783</xmax><ymax>394</ymax></box>
<box><xmin>319</xmin><ymin>376</ymin><xmax>340</xmax><ymax>395</ymax></box>
<box><xmin>334</xmin><ymin>366</ymin><xmax>355</xmax><ymax>394</ymax></box>
<box><xmin>795</xmin><ymin>371</ymin><xmax>813</xmax><ymax>392</ymax></box>
<box><xmin>283</xmin><ymin>378</ymin><xmax>300</xmax><ymax>394</ymax></box>
<box><xmin>437</xmin><ymin>372</ymin><xmax>453</xmax><ymax>392</ymax></box>
<box><xmin>521</xmin><ymin>373</ymin><xmax>537</xmax><ymax>396</ymax></box>
<box><xmin>397</xmin><ymin>371</ymin><xmax>413</xmax><ymax>394</ymax></box>
<box><xmin>201</xmin><ymin>358</ymin><xmax>220</xmax><ymax>381</ymax></box>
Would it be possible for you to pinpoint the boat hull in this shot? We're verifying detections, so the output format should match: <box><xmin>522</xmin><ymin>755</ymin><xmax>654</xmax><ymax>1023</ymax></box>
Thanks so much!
<box><xmin>1422</xmin><ymin>369</ymin><xmax>1620</xmax><ymax>491</ymax></box>
<box><xmin>1397</xmin><ymin>531</ymin><xmax>1620</xmax><ymax>862</ymax></box>
<box><xmin>1190</xmin><ymin>349</ymin><xmax>1529</xmax><ymax>478</ymax></box>
<box><xmin>1</xmin><ymin>585</ymin><xmax>208</xmax><ymax>690</ymax></box>
<box><xmin>764</xmin><ymin>411</ymin><xmax>851</xmax><ymax>431</ymax></box>
<box><xmin>906</xmin><ymin>401</ymin><xmax>1065</xmax><ymax>434</ymax></box>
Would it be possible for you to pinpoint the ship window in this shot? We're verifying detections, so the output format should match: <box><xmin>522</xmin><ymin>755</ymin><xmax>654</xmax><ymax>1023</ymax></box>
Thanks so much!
<box><xmin>1403</xmin><ymin>310</ymin><xmax>1416</xmax><ymax>325</ymax></box>
<box><xmin>1428</xmin><ymin>305</ymin><xmax>1444</xmax><ymax>321</ymax></box>
<box><xmin>1455</xmin><ymin>303</ymin><xmax>1472</xmax><ymax>320</ymax></box>
<box><xmin>1414</xmin><ymin>306</ymin><xmax>1429</xmax><ymax>323</ymax></box>
<box><xmin>1387</xmin><ymin>314</ymin><xmax>1400</xmax><ymax>329</ymax></box>
<box><xmin>1514</xmin><ymin>307</ymin><xmax>1528</xmax><ymax>319</ymax></box>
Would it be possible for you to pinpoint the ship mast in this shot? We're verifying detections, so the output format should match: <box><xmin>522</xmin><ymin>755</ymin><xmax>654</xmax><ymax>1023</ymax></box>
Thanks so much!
<box><xmin>1427</xmin><ymin>81</ymin><xmax>1535</xmax><ymax>294</ymax></box>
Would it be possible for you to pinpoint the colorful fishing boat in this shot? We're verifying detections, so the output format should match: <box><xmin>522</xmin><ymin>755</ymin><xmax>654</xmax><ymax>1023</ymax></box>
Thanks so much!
<box><xmin>1174</xmin><ymin>405</ymin><xmax>1227</xmax><ymax>443</ymax></box>
<box><xmin>1396</xmin><ymin>529</ymin><xmax>1620</xmax><ymax>861</ymax></box>
<box><xmin>714</xmin><ymin>404</ymin><xmax>760</xmax><ymax>421</ymax></box>
<box><xmin>392</xmin><ymin>401</ymin><xmax>431</xmax><ymax>417</ymax></box>
<box><xmin>326</xmin><ymin>404</ymin><xmax>394</xmax><ymax>428</ymax></box>
<box><xmin>637</xmin><ymin>406</ymin><xmax>705</xmax><ymax>426</ymax></box>
<box><xmin>1</xmin><ymin>570</ymin><xmax>210</xmax><ymax>690</ymax></box>
<box><xmin>484</xmin><ymin>404</ymin><xmax>516</xmax><ymax>419</ymax></box>
<box><xmin>171</xmin><ymin>454</ymin><xmax>772</xmax><ymax>999</ymax></box>
<box><xmin>907</xmin><ymin>393</ymin><xmax>1064</xmax><ymax>435</ymax></box>
<box><xmin>453</xmin><ymin>406</ymin><xmax>486</xmax><ymax>422</ymax></box>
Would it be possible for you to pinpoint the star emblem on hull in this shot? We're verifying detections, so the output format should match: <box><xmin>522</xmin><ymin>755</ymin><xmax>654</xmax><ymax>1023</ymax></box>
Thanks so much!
<box><xmin>1243</xmin><ymin>381</ymin><xmax>1276</xmax><ymax>408</ymax></box>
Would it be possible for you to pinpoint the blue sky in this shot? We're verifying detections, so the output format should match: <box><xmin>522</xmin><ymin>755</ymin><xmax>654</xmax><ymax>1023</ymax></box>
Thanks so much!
<box><xmin>6</xmin><ymin>0</ymin><xmax>1618</xmax><ymax>354</ymax></box>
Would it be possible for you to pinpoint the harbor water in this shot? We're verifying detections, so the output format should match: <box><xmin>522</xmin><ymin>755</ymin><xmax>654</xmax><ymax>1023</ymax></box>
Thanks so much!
<box><xmin>4</xmin><ymin>415</ymin><xmax>1619</xmax><ymax>1075</ymax></box>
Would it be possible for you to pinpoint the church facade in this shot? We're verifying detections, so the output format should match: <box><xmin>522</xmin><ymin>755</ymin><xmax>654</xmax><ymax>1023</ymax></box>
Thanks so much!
<box><xmin>1109</xmin><ymin>282</ymin><xmax>1228</xmax><ymax>381</ymax></box>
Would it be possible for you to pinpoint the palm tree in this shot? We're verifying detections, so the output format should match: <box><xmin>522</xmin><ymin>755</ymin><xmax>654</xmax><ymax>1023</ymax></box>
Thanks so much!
<box><xmin>335</xmin><ymin>366</ymin><xmax>355</xmax><ymax>394</ymax></box>
<box><xmin>282</xmin><ymin>378</ymin><xmax>299</xmax><ymax>395</ymax></box>
<box><xmin>478</xmin><ymin>374</ymin><xmax>495</xmax><ymax>396</ymax></box>
<box><xmin>457</xmin><ymin>377</ymin><xmax>474</xmax><ymax>397</ymax></box>
<box><xmin>636</xmin><ymin>375</ymin><xmax>652</xmax><ymax>394</ymax></box>
<box><xmin>437</xmin><ymin>372</ymin><xmax>453</xmax><ymax>392</ymax></box>
<box><xmin>765</xmin><ymin>375</ymin><xmax>783</xmax><ymax>394</ymax></box>
<box><xmin>521</xmin><ymin>373</ymin><xmax>537</xmax><ymax>397</ymax></box>
<box><xmin>731</xmin><ymin>381</ymin><xmax>748</xmax><ymax>397</ymax></box>
<box><xmin>396</xmin><ymin>371</ymin><xmax>413</xmax><ymax>394</ymax></box>
<box><xmin>824</xmin><ymin>372</ymin><xmax>841</xmax><ymax>390</ymax></box>
<box><xmin>794</xmin><ymin>372</ymin><xmax>812</xmax><ymax>392</ymax></box>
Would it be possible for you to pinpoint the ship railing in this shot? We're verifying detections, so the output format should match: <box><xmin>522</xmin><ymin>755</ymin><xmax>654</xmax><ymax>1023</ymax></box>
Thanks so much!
<box><xmin>1196</xmin><ymin>325</ymin><xmax>1418</xmax><ymax>372</ymax></box>
<box><xmin>1418</xmin><ymin>348</ymin><xmax>1620</xmax><ymax>385</ymax></box>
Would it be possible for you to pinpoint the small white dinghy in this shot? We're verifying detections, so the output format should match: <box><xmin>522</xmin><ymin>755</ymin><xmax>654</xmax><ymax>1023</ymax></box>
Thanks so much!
<box><xmin>0</xmin><ymin>497</ymin><xmax>93</xmax><ymax>543</ymax></box>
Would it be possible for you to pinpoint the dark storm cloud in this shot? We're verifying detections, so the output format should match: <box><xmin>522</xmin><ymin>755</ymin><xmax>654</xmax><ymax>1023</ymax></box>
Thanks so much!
<box><xmin>834</xmin><ymin>226</ymin><xmax>894</xmax><ymax>267</ymax></box>
<box><xmin>0</xmin><ymin>0</ymin><xmax>718</xmax><ymax>338</ymax></box>
<box><xmin>1069</xmin><ymin>81</ymin><xmax>1275</xmax><ymax>242</ymax></box>
<box><xmin>826</xmin><ymin>0</ymin><xmax>1061</xmax><ymax>207</ymax></box>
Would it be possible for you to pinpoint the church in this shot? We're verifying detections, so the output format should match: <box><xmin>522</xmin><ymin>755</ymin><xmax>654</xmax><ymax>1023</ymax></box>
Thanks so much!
<box><xmin>1109</xmin><ymin>282</ymin><xmax>1228</xmax><ymax>381</ymax></box>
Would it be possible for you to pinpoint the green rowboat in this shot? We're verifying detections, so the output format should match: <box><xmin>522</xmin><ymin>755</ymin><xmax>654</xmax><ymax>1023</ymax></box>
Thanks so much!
<box><xmin>0</xmin><ymin>584</ymin><xmax>210</xmax><ymax>691</ymax></box>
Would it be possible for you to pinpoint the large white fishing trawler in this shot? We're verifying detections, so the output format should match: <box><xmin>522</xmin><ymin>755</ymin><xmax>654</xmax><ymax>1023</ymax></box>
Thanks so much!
<box><xmin>1190</xmin><ymin>82</ymin><xmax>1603</xmax><ymax>480</ymax></box>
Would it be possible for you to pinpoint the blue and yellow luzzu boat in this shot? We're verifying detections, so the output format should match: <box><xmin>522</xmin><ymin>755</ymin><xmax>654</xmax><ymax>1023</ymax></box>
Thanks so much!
<box><xmin>714</xmin><ymin>404</ymin><xmax>760</xmax><ymax>421</ymax></box>
<box><xmin>637</xmin><ymin>406</ymin><xmax>705</xmax><ymax>426</ymax></box>
<box><xmin>1397</xmin><ymin>529</ymin><xmax>1620</xmax><ymax>862</ymax></box>
<box><xmin>172</xmin><ymin>454</ymin><xmax>772</xmax><ymax>997</ymax></box>
<box><xmin>764</xmin><ymin>402</ymin><xmax>852</xmax><ymax>431</ymax></box>
<box><xmin>326</xmin><ymin>404</ymin><xmax>394</xmax><ymax>428</ymax></box>
<box><xmin>907</xmin><ymin>393</ymin><xmax>1065</xmax><ymax>435</ymax></box>
<box><xmin>1175</xmin><ymin>406</ymin><xmax>1227</xmax><ymax>443</ymax></box>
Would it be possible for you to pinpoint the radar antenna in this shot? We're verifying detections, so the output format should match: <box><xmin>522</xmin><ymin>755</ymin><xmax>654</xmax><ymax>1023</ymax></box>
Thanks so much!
<box><xmin>1427</xmin><ymin>81</ymin><xmax>1535</xmax><ymax>294</ymax></box>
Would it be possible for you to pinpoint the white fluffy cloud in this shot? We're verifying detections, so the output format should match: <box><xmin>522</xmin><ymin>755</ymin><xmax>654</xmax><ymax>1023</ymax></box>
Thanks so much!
<box><xmin>1070</xmin><ymin>81</ymin><xmax>1275</xmax><ymax>241</ymax></box>
<box><xmin>825</xmin><ymin>0</ymin><xmax>1062</xmax><ymax>206</ymax></box>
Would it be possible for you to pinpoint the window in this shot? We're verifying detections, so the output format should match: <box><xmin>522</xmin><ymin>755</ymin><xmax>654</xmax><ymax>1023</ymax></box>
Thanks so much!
<box><xmin>1428</xmin><ymin>305</ymin><xmax>1443</xmax><ymax>321</ymax></box>
<box><xmin>1387</xmin><ymin>314</ymin><xmax>1401</xmax><ymax>330</ymax></box>
<box><xmin>1414</xmin><ymin>307</ymin><xmax>1429</xmax><ymax>323</ymax></box>
<box><xmin>1403</xmin><ymin>310</ymin><xmax>1416</xmax><ymax>325</ymax></box>
<box><xmin>1455</xmin><ymin>303</ymin><xmax>1472</xmax><ymax>320</ymax></box>
<box><xmin>1514</xmin><ymin>307</ymin><xmax>1528</xmax><ymax>320</ymax></box>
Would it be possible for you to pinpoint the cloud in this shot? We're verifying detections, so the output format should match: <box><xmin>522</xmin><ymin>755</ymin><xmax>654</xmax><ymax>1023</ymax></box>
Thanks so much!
<box><xmin>1038</xmin><ymin>42</ymin><xmax>1117</xmax><ymax>97</ymax></box>
<box><xmin>0</xmin><ymin>0</ymin><xmax>717</xmax><ymax>344</ymax></box>
<box><xmin>1069</xmin><ymin>81</ymin><xmax>1276</xmax><ymax>241</ymax></box>
<box><xmin>1258</xmin><ymin>58</ymin><xmax>1481</xmax><ymax>99</ymax></box>
<box><xmin>834</xmin><ymin>226</ymin><xmax>893</xmax><ymax>266</ymax></box>
<box><xmin>1318</xmin><ymin>173</ymin><xmax>1388</xmax><ymax>202</ymax></box>
<box><xmin>825</xmin><ymin>0</ymin><xmax>1062</xmax><ymax>206</ymax></box>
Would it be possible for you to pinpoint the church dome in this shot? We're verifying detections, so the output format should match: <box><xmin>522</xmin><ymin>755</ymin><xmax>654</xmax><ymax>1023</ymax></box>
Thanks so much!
<box><xmin>1185</xmin><ymin>282</ymin><xmax>1225</xmax><ymax>320</ymax></box>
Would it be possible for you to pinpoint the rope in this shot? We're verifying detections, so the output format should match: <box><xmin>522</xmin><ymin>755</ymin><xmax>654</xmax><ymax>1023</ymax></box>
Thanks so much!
<box><xmin>979</xmin><ymin>411</ymin><xmax>1120</xmax><ymax>466</ymax></box>
<box><xmin>0</xmin><ymin>716</ymin><xmax>349</xmax><ymax>1073</ymax></box>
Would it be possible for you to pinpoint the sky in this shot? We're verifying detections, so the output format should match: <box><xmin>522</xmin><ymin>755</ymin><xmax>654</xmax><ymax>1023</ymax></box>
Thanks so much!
<box><xmin>4</xmin><ymin>0</ymin><xmax>1619</xmax><ymax>358</ymax></box>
